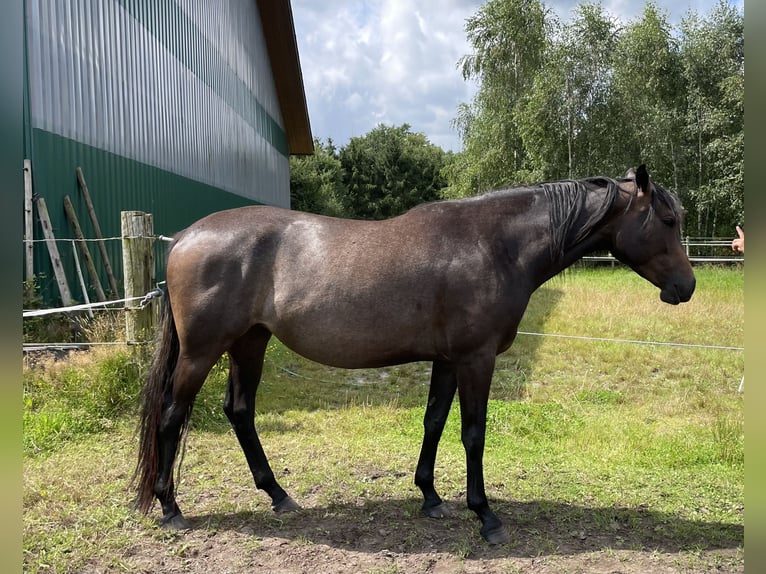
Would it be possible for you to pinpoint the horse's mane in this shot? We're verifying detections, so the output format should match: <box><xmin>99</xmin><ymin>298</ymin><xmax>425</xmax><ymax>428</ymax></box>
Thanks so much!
<box><xmin>541</xmin><ymin>177</ymin><xmax>619</xmax><ymax>259</ymax></box>
<box><xmin>434</xmin><ymin>174</ymin><xmax>683</xmax><ymax>260</ymax></box>
<box><xmin>543</xmin><ymin>176</ymin><xmax>683</xmax><ymax>258</ymax></box>
<box><xmin>473</xmin><ymin>175</ymin><xmax>682</xmax><ymax>259</ymax></box>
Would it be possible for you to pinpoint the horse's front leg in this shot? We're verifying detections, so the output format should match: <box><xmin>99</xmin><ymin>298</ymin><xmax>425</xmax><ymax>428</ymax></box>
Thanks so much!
<box><xmin>415</xmin><ymin>360</ymin><xmax>458</xmax><ymax>518</ymax></box>
<box><xmin>456</xmin><ymin>353</ymin><xmax>509</xmax><ymax>545</ymax></box>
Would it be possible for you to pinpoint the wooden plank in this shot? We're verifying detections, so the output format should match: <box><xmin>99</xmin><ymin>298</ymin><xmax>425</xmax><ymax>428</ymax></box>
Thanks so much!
<box><xmin>63</xmin><ymin>195</ymin><xmax>107</xmax><ymax>302</ymax></box>
<box><xmin>70</xmin><ymin>241</ymin><xmax>94</xmax><ymax>319</ymax></box>
<box><xmin>24</xmin><ymin>159</ymin><xmax>34</xmax><ymax>283</ymax></box>
<box><xmin>36</xmin><ymin>197</ymin><xmax>74</xmax><ymax>306</ymax></box>
<box><xmin>76</xmin><ymin>167</ymin><xmax>120</xmax><ymax>298</ymax></box>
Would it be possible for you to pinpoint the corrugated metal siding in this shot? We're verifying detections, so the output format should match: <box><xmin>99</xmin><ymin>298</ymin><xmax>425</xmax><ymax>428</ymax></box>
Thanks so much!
<box><xmin>26</xmin><ymin>0</ymin><xmax>290</xmax><ymax>207</ymax></box>
<box><xmin>27</xmin><ymin>129</ymin><xmax>262</xmax><ymax>307</ymax></box>
<box><xmin>24</xmin><ymin>0</ymin><xmax>294</xmax><ymax>306</ymax></box>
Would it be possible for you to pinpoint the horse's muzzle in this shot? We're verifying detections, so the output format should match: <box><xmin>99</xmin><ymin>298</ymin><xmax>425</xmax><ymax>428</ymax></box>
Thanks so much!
<box><xmin>660</xmin><ymin>276</ymin><xmax>696</xmax><ymax>305</ymax></box>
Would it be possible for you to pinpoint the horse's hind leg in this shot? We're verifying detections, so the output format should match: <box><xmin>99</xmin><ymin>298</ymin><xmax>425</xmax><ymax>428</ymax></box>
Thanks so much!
<box><xmin>155</xmin><ymin>354</ymin><xmax>218</xmax><ymax>529</ymax></box>
<box><xmin>415</xmin><ymin>360</ymin><xmax>458</xmax><ymax>518</ymax></box>
<box><xmin>223</xmin><ymin>326</ymin><xmax>299</xmax><ymax>512</ymax></box>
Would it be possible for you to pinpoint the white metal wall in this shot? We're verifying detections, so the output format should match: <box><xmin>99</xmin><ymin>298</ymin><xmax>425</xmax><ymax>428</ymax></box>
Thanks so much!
<box><xmin>25</xmin><ymin>0</ymin><xmax>291</xmax><ymax>207</ymax></box>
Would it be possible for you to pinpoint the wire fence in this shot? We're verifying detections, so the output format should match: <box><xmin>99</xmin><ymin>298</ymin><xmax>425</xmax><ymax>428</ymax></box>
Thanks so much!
<box><xmin>22</xmin><ymin>236</ymin><xmax>743</xmax><ymax>356</ymax></box>
<box><xmin>582</xmin><ymin>237</ymin><xmax>744</xmax><ymax>264</ymax></box>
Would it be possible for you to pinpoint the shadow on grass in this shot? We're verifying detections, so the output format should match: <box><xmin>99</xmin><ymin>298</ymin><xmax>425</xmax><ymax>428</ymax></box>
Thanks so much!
<box><xmin>184</xmin><ymin>495</ymin><xmax>742</xmax><ymax>558</ymax></box>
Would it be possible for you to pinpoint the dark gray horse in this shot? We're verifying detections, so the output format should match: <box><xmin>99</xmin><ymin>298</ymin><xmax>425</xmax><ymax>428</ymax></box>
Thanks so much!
<box><xmin>134</xmin><ymin>165</ymin><xmax>695</xmax><ymax>544</ymax></box>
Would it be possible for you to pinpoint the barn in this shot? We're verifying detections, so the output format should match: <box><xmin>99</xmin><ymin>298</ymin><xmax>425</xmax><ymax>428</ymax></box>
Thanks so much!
<box><xmin>23</xmin><ymin>0</ymin><xmax>313</xmax><ymax>305</ymax></box>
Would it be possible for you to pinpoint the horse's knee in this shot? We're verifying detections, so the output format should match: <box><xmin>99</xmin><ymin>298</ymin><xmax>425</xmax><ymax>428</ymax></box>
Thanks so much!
<box><xmin>461</xmin><ymin>429</ymin><xmax>485</xmax><ymax>459</ymax></box>
<box><xmin>222</xmin><ymin>398</ymin><xmax>237</xmax><ymax>423</ymax></box>
<box><xmin>423</xmin><ymin>414</ymin><xmax>447</xmax><ymax>435</ymax></box>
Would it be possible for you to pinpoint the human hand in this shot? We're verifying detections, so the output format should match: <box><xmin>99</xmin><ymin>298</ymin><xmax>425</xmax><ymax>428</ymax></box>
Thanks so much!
<box><xmin>731</xmin><ymin>225</ymin><xmax>744</xmax><ymax>253</ymax></box>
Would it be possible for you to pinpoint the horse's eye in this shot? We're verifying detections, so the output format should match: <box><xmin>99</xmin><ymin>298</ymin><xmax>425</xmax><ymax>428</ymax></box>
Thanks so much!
<box><xmin>662</xmin><ymin>216</ymin><xmax>676</xmax><ymax>227</ymax></box>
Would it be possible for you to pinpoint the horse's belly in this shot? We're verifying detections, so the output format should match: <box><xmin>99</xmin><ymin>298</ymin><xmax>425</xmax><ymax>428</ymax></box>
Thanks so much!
<box><xmin>269</xmin><ymin>311</ymin><xmax>438</xmax><ymax>369</ymax></box>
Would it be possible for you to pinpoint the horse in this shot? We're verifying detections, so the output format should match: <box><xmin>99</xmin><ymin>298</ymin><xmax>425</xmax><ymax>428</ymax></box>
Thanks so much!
<box><xmin>134</xmin><ymin>164</ymin><xmax>695</xmax><ymax>544</ymax></box>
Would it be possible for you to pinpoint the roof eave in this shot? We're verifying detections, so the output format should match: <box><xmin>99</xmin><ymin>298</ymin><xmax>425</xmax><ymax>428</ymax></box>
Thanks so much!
<box><xmin>257</xmin><ymin>0</ymin><xmax>314</xmax><ymax>156</ymax></box>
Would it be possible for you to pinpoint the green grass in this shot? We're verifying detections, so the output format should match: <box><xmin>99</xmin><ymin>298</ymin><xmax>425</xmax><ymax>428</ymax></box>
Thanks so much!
<box><xmin>23</xmin><ymin>346</ymin><xmax>143</xmax><ymax>454</ymax></box>
<box><xmin>23</xmin><ymin>265</ymin><xmax>744</xmax><ymax>572</ymax></box>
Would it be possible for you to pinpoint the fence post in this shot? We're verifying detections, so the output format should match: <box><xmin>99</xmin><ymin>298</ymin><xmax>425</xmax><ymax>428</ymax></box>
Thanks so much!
<box><xmin>121</xmin><ymin>211</ymin><xmax>157</xmax><ymax>344</ymax></box>
<box><xmin>24</xmin><ymin>160</ymin><xmax>34</xmax><ymax>288</ymax></box>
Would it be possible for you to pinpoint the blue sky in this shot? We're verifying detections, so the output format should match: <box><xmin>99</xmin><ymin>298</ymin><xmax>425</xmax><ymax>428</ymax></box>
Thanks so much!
<box><xmin>291</xmin><ymin>0</ymin><xmax>744</xmax><ymax>153</ymax></box>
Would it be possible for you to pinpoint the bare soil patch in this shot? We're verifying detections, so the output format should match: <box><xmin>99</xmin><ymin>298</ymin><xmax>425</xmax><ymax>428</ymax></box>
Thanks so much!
<box><xmin>106</xmin><ymin>492</ymin><xmax>742</xmax><ymax>574</ymax></box>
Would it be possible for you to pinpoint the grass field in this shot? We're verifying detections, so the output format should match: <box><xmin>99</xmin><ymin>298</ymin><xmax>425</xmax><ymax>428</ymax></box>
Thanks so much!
<box><xmin>23</xmin><ymin>265</ymin><xmax>744</xmax><ymax>573</ymax></box>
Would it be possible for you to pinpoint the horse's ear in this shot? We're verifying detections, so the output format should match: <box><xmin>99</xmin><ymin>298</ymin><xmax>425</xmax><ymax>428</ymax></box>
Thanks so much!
<box><xmin>635</xmin><ymin>164</ymin><xmax>650</xmax><ymax>198</ymax></box>
<box><xmin>623</xmin><ymin>167</ymin><xmax>636</xmax><ymax>179</ymax></box>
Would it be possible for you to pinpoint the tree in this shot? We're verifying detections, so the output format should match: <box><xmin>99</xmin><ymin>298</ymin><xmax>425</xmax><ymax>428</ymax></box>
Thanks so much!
<box><xmin>680</xmin><ymin>0</ymin><xmax>744</xmax><ymax>235</ymax></box>
<box><xmin>517</xmin><ymin>2</ymin><xmax>620</xmax><ymax>181</ymax></box>
<box><xmin>339</xmin><ymin>124</ymin><xmax>448</xmax><ymax>219</ymax></box>
<box><xmin>289</xmin><ymin>138</ymin><xmax>347</xmax><ymax>216</ymax></box>
<box><xmin>448</xmin><ymin>0</ymin><xmax>743</xmax><ymax>235</ymax></box>
<box><xmin>611</xmin><ymin>3</ymin><xmax>685</xmax><ymax>188</ymax></box>
<box><xmin>445</xmin><ymin>0</ymin><xmax>551</xmax><ymax>196</ymax></box>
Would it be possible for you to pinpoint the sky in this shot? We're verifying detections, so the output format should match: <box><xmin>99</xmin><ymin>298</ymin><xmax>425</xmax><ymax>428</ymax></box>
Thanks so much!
<box><xmin>290</xmin><ymin>0</ymin><xmax>744</xmax><ymax>153</ymax></box>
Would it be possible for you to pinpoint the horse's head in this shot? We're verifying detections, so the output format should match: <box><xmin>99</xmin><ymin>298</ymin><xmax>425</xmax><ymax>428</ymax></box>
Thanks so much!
<box><xmin>609</xmin><ymin>165</ymin><xmax>695</xmax><ymax>305</ymax></box>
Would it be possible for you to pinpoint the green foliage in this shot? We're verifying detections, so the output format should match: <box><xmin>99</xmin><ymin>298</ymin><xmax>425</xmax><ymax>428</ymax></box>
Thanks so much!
<box><xmin>290</xmin><ymin>126</ymin><xmax>450</xmax><ymax>219</ymax></box>
<box><xmin>289</xmin><ymin>138</ymin><xmax>347</xmax><ymax>217</ymax></box>
<box><xmin>711</xmin><ymin>411</ymin><xmax>744</xmax><ymax>466</ymax></box>
<box><xmin>24</xmin><ymin>277</ymin><xmax>126</xmax><ymax>344</ymax></box>
<box><xmin>23</xmin><ymin>348</ymin><xmax>143</xmax><ymax>454</ymax></box>
<box><xmin>448</xmin><ymin>0</ymin><xmax>744</xmax><ymax>236</ymax></box>
<box><xmin>447</xmin><ymin>0</ymin><xmax>550</xmax><ymax>195</ymax></box>
<box><xmin>23</xmin><ymin>278</ymin><xmax>75</xmax><ymax>343</ymax></box>
<box><xmin>680</xmin><ymin>0</ymin><xmax>744</xmax><ymax>235</ymax></box>
<box><xmin>611</xmin><ymin>3</ymin><xmax>685</xmax><ymax>185</ymax></box>
<box><xmin>339</xmin><ymin>124</ymin><xmax>449</xmax><ymax>219</ymax></box>
<box><xmin>575</xmin><ymin>389</ymin><xmax>624</xmax><ymax>405</ymax></box>
<box><xmin>517</xmin><ymin>3</ymin><xmax>622</xmax><ymax>180</ymax></box>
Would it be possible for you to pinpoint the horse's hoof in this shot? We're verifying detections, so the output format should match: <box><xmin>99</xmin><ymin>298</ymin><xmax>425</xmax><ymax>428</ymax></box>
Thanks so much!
<box><xmin>272</xmin><ymin>495</ymin><xmax>301</xmax><ymax>513</ymax></box>
<box><xmin>481</xmin><ymin>525</ymin><xmax>509</xmax><ymax>545</ymax></box>
<box><xmin>159</xmin><ymin>512</ymin><xmax>191</xmax><ymax>530</ymax></box>
<box><xmin>422</xmin><ymin>502</ymin><xmax>450</xmax><ymax>519</ymax></box>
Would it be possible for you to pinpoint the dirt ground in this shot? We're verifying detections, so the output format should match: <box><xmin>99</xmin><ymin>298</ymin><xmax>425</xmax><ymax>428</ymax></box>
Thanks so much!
<box><xmin>92</xmin><ymin>493</ymin><xmax>743</xmax><ymax>574</ymax></box>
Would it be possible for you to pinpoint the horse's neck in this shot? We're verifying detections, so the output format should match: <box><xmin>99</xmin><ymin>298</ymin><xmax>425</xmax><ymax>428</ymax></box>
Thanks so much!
<box><xmin>490</xmin><ymin>186</ymin><xmax>614</xmax><ymax>287</ymax></box>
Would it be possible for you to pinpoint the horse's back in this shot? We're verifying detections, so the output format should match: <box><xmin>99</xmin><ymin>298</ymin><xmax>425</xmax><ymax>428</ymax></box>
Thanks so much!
<box><xmin>165</xmin><ymin>203</ymin><xmax>511</xmax><ymax>367</ymax></box>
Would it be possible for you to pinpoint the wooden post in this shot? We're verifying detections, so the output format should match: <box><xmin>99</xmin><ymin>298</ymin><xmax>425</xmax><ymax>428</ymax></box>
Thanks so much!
<box><xmin>71</xmin><ymin>241</ymin><xmax>94</xmax><ymax>319</ymax></box>
<box><xmin>63</xmin><ymin>195</ymin><xmax>107</xmax><ymax>302</ymax></box>
<box><xmin>24</xmin><ymin>160</ymin><xmax>34</xmax><ymax>286</ymax></box>
<box><xmin>121</xmin><ymin>211</ymin><xmax>157</xmax><ymax>344</ymax></box>
<box><xmin>77</xmin><ymin>167</ymin><xmax>120</xmax><ymax>298</ymax></box>
<box><xmin>36</xmin><ymin>197</ymin><xmax>74</xmax><ymax>306</ymax></box>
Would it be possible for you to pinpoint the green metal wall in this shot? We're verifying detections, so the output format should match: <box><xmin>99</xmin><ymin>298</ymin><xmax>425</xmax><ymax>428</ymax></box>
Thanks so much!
<box><xmin>24</xmin><ymin>0</ymin><xmax>292</xmax><ymax>306</ymax></box>
<box><xmin>26</xmin><ymin>129</ymin><xmax>257</xmax><ymax>305</ymax></box>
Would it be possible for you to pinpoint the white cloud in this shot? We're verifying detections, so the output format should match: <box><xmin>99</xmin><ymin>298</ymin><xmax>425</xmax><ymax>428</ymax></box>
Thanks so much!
<box><xmin>344</xmin><ymin>92</ymin><xmax>365</xmax><ymax>111</ymax></box>
<box><xmin>292</xmin><ymin>0</ymin><xmax>480</xmax><ymax>151</ymax></box>
<box><xmin>291</xmin><ymin>0</ymin><xmax>742</xmax><ymax>152</ymax></box>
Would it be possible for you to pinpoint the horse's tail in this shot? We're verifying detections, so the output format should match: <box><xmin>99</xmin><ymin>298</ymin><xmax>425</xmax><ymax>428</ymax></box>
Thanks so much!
<box><xmin>133</xmin><ymin>285</ymin><xmax>180</xmax><ymax>514</ymax></box>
